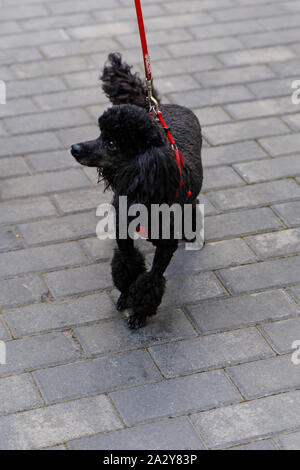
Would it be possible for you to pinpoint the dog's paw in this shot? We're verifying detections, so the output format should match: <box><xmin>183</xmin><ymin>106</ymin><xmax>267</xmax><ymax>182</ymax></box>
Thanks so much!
<box><xmin>117</xmin><ymin>293</ymin><xmax>127</xmax><ymax>311</ymax></box>
<box><xmin>127</xmin><ymin>314</ymin><xmax>147</xmax><ymax>330</ymax></box>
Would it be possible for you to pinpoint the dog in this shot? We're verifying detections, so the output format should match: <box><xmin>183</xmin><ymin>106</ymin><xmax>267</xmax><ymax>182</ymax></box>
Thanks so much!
<box><xmin>71</xmin><ymin>53</ymin><xmax>203</xmax><ymax>329</ymax></box>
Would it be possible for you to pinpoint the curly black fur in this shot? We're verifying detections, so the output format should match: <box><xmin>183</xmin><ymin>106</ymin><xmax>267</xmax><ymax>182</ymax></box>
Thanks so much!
<box><xmin>101</xmin><ymin>52</ymin><xmax>160</xmax><ymax>108</ymax></box>
<box><xmin>71</xmin><ymin>52</ymin><xmax>203</xmax><ymax>329</ymax></box>
<box><xmin>111</xmin><ymin>246</ymin><xmax>146</xmax><ymax>311</ymax></box>
<box><xmin>127</xmin><ymin>273</ymin><xmax>166</xmax><ymax>329</ymax></box>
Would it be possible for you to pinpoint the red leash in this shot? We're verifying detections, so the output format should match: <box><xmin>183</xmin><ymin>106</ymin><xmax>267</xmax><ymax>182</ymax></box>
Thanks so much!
<box><xmin>134</xmin><ymin>0</ymin><xmax>191</xmax><ymax>201</ymax></box>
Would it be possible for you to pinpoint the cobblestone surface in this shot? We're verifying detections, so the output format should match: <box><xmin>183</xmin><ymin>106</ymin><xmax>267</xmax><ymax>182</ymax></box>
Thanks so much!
<box><xmin>0</xmin><ymin>0</ymin><xmax>300</xmax><ymax>450</ymax></box>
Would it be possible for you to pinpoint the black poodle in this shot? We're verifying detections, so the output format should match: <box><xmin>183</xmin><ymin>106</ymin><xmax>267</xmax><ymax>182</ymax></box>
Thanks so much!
<box><xmin>71</xmin><ymin>53</ymin><xmax>203</xmax><ymax>329</ymax></box>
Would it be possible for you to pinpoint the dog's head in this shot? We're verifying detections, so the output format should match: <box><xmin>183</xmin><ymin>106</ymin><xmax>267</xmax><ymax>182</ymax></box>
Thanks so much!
<box><xmin>71</xmin><ymin>104</ymin><xmax>165</xmax><ymax>169</ymax></box>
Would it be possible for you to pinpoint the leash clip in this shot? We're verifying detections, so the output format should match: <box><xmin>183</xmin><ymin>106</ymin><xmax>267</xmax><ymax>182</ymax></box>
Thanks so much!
<box><xmin>146</xmin><ymin>78</ymin><xmax>159</xmax><ymax>114</ymax></box>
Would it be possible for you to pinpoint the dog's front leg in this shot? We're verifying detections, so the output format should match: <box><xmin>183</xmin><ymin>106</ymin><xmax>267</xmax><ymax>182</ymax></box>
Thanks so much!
<box><xmin>111</xmin><ymin>238</ymin><xmax>146</xmax><ymax>311</ymax></box>
<box><xmin>127</xmin><ymin>241</ymin><xmax>178</xmax><ymax>329</ymax></box>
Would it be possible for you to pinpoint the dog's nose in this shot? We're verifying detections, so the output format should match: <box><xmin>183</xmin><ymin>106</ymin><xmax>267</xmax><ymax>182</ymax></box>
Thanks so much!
<box><xmin>71</xmin><ymin>144</ymin><xmax>82</xmax><ymax>156</ymax></box>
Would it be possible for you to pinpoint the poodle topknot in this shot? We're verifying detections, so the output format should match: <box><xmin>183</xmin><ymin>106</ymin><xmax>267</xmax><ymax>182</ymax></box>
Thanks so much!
<box><xmin>71</xmin><ymin>52</ymin><xmax>203</xmax><ymax>329</ymax></box>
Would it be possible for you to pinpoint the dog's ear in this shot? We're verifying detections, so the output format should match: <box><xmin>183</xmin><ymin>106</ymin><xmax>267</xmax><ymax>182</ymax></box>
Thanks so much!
<box><xmin>115</xmin><ymin>146</ymin><xmax>181</xmax><ymax>205</ymax></box>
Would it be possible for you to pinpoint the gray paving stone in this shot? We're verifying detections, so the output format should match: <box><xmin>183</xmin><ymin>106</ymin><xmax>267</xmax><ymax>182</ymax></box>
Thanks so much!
<box><xmin>259</xmin><ymin>318</ymin><xmax>300</xmax><ymax>354</ymax></box>
<box><xmin>43</xmin><ymin>263</ymin><xmax>112</xmax><ymax>299</ymax></box>
<box><xmin>276</xmin><ymin>432</ymin><xmax>300</xmax><ymax>450</ymax></box>
<box><xmin>111</xmin><ymin>370</ymin><xmax>241</xmax><ymax>426</ymax></box>
<box><xmin>1</xmin><ymin>0</ymin><xmax>300</xmax><ymax>450</ymax></box>
<box><xmin>202</xmin><ymin>166</ymin><xmax>244</xmax><ymax>191</ymax></box>
<box><xmin>68</xmin><ymin>417</ymin><xmax>206</xmax><ymax>450</ymax></box>
<box><xmin>43</xmin><ymin>445</ymin><xmax>66</xmax><ymax>450</ymax></box>
<box><xmin>203</xmin><ymin>141</ymin><xmax>267</xmax><ymax>167</ymax></box>
<box><xmin>4</xmin><ymin>108</ymin><xmax>91</xmax><ymax>135</ymax></box>
<box><xmin>0</xmin><ymin>170</ymin><xmax>91</xmax><ymax>200</ymax></box>
<box><xmin>210</xmin><ymin>4</ymin><xmax>285</xmax><ymax>21</ymax></box>
<box><xmin>196</xmin><ymin>65</ymin><xmax>275</xmax><ymax>87</ymax></box>
<box><xmin>25</xmin><ymin>150</ymin><xmax>79</xmax><ymax>173</ymax></box>
<box><xmin>20</xmin><ymin>12</ymin><xmax>95</xmax><ymax>32</ymax></box>
<box><xmin>289</xmin><ymin>286</ymin><xmax>300</xmax><ymax>303</ymax></box>
<box><xmin>149</xmin><ymin>328</ymin><xmax>273</xmax><ymax>378</ymax></box>
<box><xmin>12</xmin><ymin>56</ymin><xmax>95</xmax><ymax>79</ymax></box>
<box><xmin>4</xmin><ymin>293</ymin><xmax>117</xmax><ymax>338</ymax></box>
<box><xmin>205</xmin><ymin>208</ymin><xmax>283</xmax><ymax>241</ymax></box>
<box><xmin>55</xmin><ymin>124</ymin><xmax>99</xmax><ymax>147</ymax></box>
<box><xmin>218</xmin><ymin>46</ymin><xmax>295</xmax><ymax>67</ymax></box>
<box><xmin>79</xmin><ymin>238</ymin><xmax>116</xmax><ymax>262</ymax></box>
<box><xmin>260</xmin><ymin>133</ymin><xmax>300</xmax><ymax>156</ymax></box>
<box><xmin>53</xmin><ymin>187</ymin><xmax>113</xmax><ymax>214</ymax></box>
<box><xmin>151</xmin><ymin>56</ymin><xmax>221</xmax><ymax>78</ymax></box>
<box><xmin>167</xmin><ymin>37</ymin><xmax>243</xmax><ymax>58</ymax></box>
<box><xmin>34</xmin><ymin>350</ymin><xmax>161</xmax><ymax>404</ymax></box>
<box><xmin>203</xmin><ymin>118</ymin><xmax>290</xmax><ymax>146</ymax></box>
<box><xmin>229</xmin><ymin>440</ymin><xmax>277</xmax><ymax>450</ymax></box>
<box><xmin>207</xmin><ymin>180</ymin><xmax>300</xmax><ymax>211</ymax></box>
<box><xmin>34</xmin><ymin>88</ymin><xmax>107</xmax><ymax>111</ymax></box>
<box><xmin>69</xmin><ymin>21</ymin><xmax>137</xmax><ymax>40</ymax></box>
<box><xmin>0</xmin><ymin>242</ymin><xmax>88</xmax><ymax>279</ymax></box>
<box><xmin>119</xmin><ymin>29</ymin><xmax>193</xmax><ymax>49</ymax></box>
<box><xmin>93</xmin><ymin>4</ymin><xmax>164</xmax><ymax>22</ymax></box>
<box><xmin>7</xmin><ymin>76</ymin><xmax>66</xmax><ymax>100</ymax></box>
<box><xmin>246</xmin><ymin>228</ymin><xmax>300</xmax><ymax>258</ymax></box>
<box><xmin>75</xmin><ymin>310</ymin><xmax>197</xmax><ymax>356</ymax></box>
<box><xmin>0</xmin><ymin>21</ymin><xmax>21</xmax><ymax>36</ymax></box>
<box><xmin>283</xmin><ymin>112</ymin><xmax>300</xmax><ymax>132</ymax></box>
<box><xmin>0</xmin><ymin>47</ymin><xmax>42</xmax><ymax>66</ymax></box>
<box><xmin>170</xmin><ymin>85</ymin><xmax>253</xmax><ymax>109</ymax></box>
<box><xmin>0</xmin><ymin>227</ymin><xmax>23</xmax><ymax>252</ymax></box>
<box><xmin>0</xmin><ymin>132</ymin><xmax>62</xmax><ymax>157</ymax></box>
<box><xmin>49</xmin><ymin>0</ymin><xmax>119</xmax><ymax>15</ymax></box>
<box><xmin>217</xmin><ymin>256</ymin><xmax>300</xmax><ymax>294</ymax></box>
<box><xmin>17</xmin><ymin>212</ymin><xmax>98</xmax><ymax>246</ymax></box>
<box><xmin>154</xmin><ymin>75</ymin><xmax>199</xmax><ymax>94</ymax></box>
<box><xmin>163</xmin><ymin>0</ymin><xmax>235</xmax><ymax>13</ymax></box>
<box><xmin>226</xmin><ymin>96</ymin><xmax>296</xmax><ymax>120</ymax></box>
<box><xmin>0</xmin><ymin>276</ymin><xmax>48</xmax><ymax>309</ymax></box>
<box><xmin>161</xmin><ymin>239</ymin><xmax>257</xmax><ymax>277</ymax></box>
<box><xmin>185</xmin><ymin>290</ymin><xmax>300</xmax><ymax>334</ymax></box>
<box><xmin>0</xmin><ymin>198</ymin><xmax>57</xmax><ymax>225</ymax></box>
<box><xmin>0</xmin><ymin>157</ymin><xmax>29</xmax><ymax>179</ymax></box>
<box><xmin>0</xmin><ymin>318</ymin><xmax>10</xmax><ymax>341</ymax></box>
<box><xmin>0</xmin><ymin>332</ymin><xmax>82</xmax><ymax>377</ymax></box>
<box><xmin>146</xmin><ymin>11</ymin><xmax>212</xmax><ymax>30</ymax></box>
<box><xmin>62</xmin><ymin>69</ymin><xmax>102</xmax><ymax>88</ymax></box>
<box><xmin>240</xmin><ymin>28</ymin><xmax>300</xmax><ymax>49</ymax></box>
<box><xmin>192</xmin><ymin>390</ymin><xmax>300</xmax><ymax>448</ymax></box>
<box><xmin>200</xmin><ymin>194</ymin><xmax>218</xmax><ymax>216</ymax></box>
<box><xmin>234</xmin><ymin>155</ymin><xmax>300</xmax><ymax>184</ymax></box>
<box><xmin>0</xmin><ymin>4</ymin><xmax>48</xmax><ymax>21</ymax></box>
<box><xmin>194</xmin><ymin>107</ymin><xmax>231</xmax><ymax>126</ymax></box>
<box><xmin>270</xmin><ymin>58</ymin><xmax>300</xmax><ymax>77</ymax></box>
<box><xmin>227</xmin><ymin>354</ymin><xmax>300</xmax><ymax>399</ymax></box>
<box><xmin>248</xmin><ymin>78</ymin><xmax>294</xmax><ymax>99</ymax></box>
<box><xmin>161</xmin><ymin>272</ymin><xmax>227</xmax><ymax>307</ymax></box>
<box><xmin>0</xmin><ymin>374</ymin><xmax>43</xmax><ymax>415</ymax></box>
<box><xmin>0</xmin><ymin>395</ymin><xmax>122</xmax><ymax>450</ymax></box>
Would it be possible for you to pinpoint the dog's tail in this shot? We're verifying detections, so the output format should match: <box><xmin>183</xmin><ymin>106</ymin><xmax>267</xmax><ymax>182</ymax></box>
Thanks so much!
<box><xmin>101</xmin><ymin>52</ymin><xmax>160</xmax><ymax>109</ymax></box>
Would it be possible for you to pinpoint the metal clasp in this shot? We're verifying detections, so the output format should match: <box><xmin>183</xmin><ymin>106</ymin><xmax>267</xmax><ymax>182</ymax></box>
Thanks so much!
<box><xmin>146</xmin><ymin>78</ymin><xmax>159</xmax><ymax>114</ymax></box>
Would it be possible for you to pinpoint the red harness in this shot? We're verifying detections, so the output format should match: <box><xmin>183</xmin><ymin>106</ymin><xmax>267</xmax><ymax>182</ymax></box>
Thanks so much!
<box><xmin>134</xmin><ymin>0</ymin><xmax>191</xmax><ymax>202</ymax></box>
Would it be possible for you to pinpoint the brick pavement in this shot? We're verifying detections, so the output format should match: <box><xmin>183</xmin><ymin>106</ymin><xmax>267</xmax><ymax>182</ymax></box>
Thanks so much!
<box><xmin>0</xmin><ymin>0</ymin><xmax>300</xmax><ymax>450</ymax></box>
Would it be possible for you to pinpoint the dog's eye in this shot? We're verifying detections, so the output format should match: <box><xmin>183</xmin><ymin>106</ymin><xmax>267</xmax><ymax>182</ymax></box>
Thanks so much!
<box><xmin>106</xmin><ymin>141</ymin><xmax>117</xmax><ymax>152</ymax></box>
